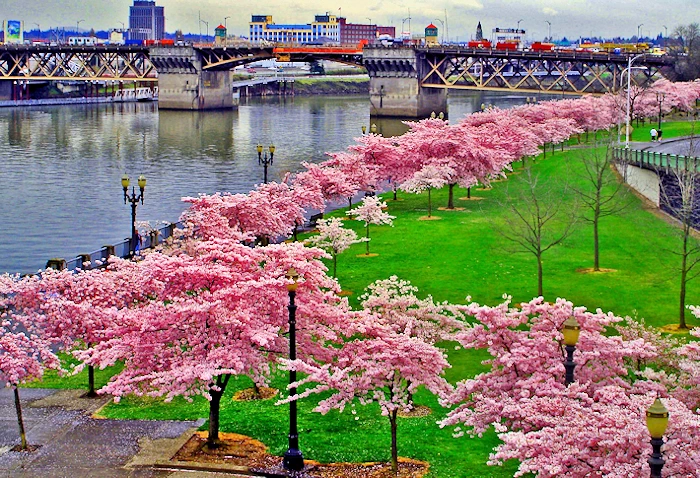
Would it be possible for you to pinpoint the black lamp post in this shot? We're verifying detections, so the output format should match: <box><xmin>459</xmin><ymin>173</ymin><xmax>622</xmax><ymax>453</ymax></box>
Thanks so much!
<box><xmin>283</xmin><ymin>267</ymin><xmax>304</xmax><ymax>472</ymax></box>
<box><xmin>257</xmin><ymin>143</ymin><xmax>276</xmax><ymax>183</ymax></box>
<box><xmin>121</xmin><ymin>174</ymin><xmax>146</xmax><ymax>257</ymax></box>
<box><xmin>646</xmin><ymin>398</ymin><xmax>669</xmax><ymax>478</ymax></box>
<box><xmin>562</xmin><ymin>317</ymin><xmax>580</xmax><ymax>386</ymax></box>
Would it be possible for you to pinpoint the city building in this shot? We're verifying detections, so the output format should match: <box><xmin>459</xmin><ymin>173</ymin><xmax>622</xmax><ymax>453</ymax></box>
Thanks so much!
<box><xmin>491</xmin><ymin>27</ymin><xmax>525</xmax><ymax>47</ymax></box>
<box><xmin>425</xmin><ymin>23</ymin><xmax>438</xmax><ymax>45</ymax></box>
<box><xmin>129</xmin><ymin>0</ymin><xmax>165</xmax><ymax>42</ymax></box>
<box><xmin>476</xmin><ymin>22</ymin><xmax>483</xmax><ymax>41</ymax></box>
<box><xmin>376</xmin><ymin>25</ymin><xmax>396</xmax><ymax>38</ymax></box>
<box><xmin>249</xmin><ymin>13</ymin><xmax>340</xmax><ymax>44</ymax></box>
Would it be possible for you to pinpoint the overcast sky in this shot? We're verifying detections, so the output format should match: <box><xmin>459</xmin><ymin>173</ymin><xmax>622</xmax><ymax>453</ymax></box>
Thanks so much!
<box><xmin>2</xmin><ymin>0</ymin><xmax>698</xmax><ymax>42</ymax></box>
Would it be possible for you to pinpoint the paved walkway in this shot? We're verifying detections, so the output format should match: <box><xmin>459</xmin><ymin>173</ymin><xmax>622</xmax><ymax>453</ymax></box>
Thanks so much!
<box><xmin>643</xmin><ymin>136</ymin><xmax>699</xmax><ymax>157</ymax></box>
<box><xmin>0</xmin><ymin>387</ymin><xmax>255</xmax><ymax>477</ymax></box>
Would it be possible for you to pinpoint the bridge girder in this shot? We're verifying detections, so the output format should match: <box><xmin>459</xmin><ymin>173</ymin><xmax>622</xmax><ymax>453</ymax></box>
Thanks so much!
<box><xmin>0</xmin><ymin>45</ymin><xmax>156</xmax><ymax>81</ymax></box>
<box><xmin>416</xmin><ymin>48</ymin><xmax>673</xmax><ymax>94</ymax></box>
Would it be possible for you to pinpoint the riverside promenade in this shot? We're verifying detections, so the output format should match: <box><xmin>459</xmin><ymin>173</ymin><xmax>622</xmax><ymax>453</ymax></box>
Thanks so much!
<box><xmin>0</xmin><ymin>387</ymin><xmax>254</xmax><ymax>477</ymax></box>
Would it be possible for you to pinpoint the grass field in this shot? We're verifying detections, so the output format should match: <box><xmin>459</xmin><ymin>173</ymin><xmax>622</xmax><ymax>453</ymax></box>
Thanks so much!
<box><xmin>28</xmin><ymin>120</ymin><xmax>699</xmax><ymax>477</ymax></box>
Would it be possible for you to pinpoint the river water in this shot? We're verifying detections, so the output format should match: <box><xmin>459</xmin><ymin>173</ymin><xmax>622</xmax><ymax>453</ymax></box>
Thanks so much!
<box><xmin>0</xmin><ymin>91</ymin><xmax>537</xmax><ymax>274</ymax></box>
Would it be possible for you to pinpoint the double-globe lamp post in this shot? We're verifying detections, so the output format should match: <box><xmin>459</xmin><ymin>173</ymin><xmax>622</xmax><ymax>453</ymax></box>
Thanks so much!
<box><xmin>257</xmin><ymin>143</ymin><xmax>276</xmax><ymax>183</ymax></box>
<box><xmin>646</xmin><ymin>398</ymin><xmax>669</xmax><ymax>478</ymax></box>
<box><xmin>283</xmin><ymin>268</ymin><xmax>305</xmax><ymax>471</ymax></box>
<box><xmin>562</xmin><ymin>317</ymin><xmax>580</xmax><ymax>386</ymax></box>
<box><xmin>121</xmin><ymin>174</ymin><xmax>146</xmax><ymax>257</ymax></box>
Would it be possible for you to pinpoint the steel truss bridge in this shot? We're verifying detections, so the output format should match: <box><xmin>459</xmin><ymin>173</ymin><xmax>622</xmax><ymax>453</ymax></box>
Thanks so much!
<box><xmin>414</xmin><ymin>47</ymin><xmax>674</xmax><ymax>95</ymax></box>
<box><xmin>0</xmin><ymin>45</ymin><xmax>157</xmax><ymax>82</ymax></box>
<box><xmin>1</xmin><ymin>44</ymin><xmax>674</xmax><ymax>95</ymax></box>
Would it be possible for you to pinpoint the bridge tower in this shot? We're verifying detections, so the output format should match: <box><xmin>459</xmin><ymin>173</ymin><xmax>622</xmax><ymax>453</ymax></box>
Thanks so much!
<box><xmin>363</xmin><ymin>46</ymin><xmax>447</xmax><ymax>118</ymax></box>
<box><xmin>149</xmin><ymin>46</ymin><xmax>234</xmax><ymax>110</ymax></box>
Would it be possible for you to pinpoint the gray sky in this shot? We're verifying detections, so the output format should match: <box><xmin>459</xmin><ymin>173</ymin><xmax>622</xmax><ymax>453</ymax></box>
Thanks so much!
<box><xmin>2</xmin><ymin>0</ymin><xmax>698</xmax><ymax>42</ymax></box>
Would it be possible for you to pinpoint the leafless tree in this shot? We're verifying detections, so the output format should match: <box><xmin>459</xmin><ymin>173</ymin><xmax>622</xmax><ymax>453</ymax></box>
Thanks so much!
<box><xmin>659</xmin><ymin>132</ymin><xmax>700</xmax><ymax>328</ymax></box>
<box><xmin>573</xmin><ymin>142</ymin><xmax>631</xmax><ymax>271</ymax></box>
<box><xmin>495</xmin><ymin>166</ymin><xmax>578</xmax><ymax>297</ymax></box>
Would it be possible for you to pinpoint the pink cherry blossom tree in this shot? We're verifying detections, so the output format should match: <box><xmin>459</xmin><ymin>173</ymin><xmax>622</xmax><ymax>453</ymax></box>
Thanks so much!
<box><xmin>400</xmin><ymin>165</ymin><xmax>452</xmax><ymax>218</ymax></box>
<box><xmin>437</xmin><ymin>296</ymin><xmax>700</xmax><ymax>476</ymax></box>
<box><xmin>280</xmin><ymin>318</ymin><xmax>453</xmax><ymax>473</ymax></box>
<box><xmin>348</xmin><ymin>196</ymin><xmax>395</xmax><ymax>255</ymax></box>
<box><xmin>8</xmin><ymin>260</ymin><xmax>146</xmax><ymax>397</ymax></box>
<box><xmin>1</xmin><ymin>274</ymin><xmax>60</xmax><ymax>450</ymax></box>
<box><xmin>359</xmin><ymin>276</ymin><xmax>466</xmax><ymax>344</ymax></box>
<box><xmin>306</xmin><ymin>217</ymin><xmax>363</xmax><ymax>276</ymax></box>
<box><xmin>76</xmin><ymin>241</ymin><xmax>352</xmax><ymax>448</ymax></box>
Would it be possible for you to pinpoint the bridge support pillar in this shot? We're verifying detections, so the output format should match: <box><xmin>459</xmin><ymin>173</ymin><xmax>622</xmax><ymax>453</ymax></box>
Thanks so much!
<box><xmin>365</xmin><ymin>47</ymin><xmax>446</xmax><ymax>118</ymax></box>
<box><xmin>150</xmin><ymin>46</ymin><xmax>235</xmax><ymax>110</ymax></box>
<box><xmin>0</xmin><ymin>80</ymin><xmax>12</xmax><ymax>101</ymax></box>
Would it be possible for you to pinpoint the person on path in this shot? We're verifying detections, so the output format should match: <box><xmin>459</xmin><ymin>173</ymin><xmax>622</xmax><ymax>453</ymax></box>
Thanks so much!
<box><xmin>657</xmin><ymin>129</ymin><xmax>663</xmax><ymax>141</ymax></box>
<box><xmin>650</xmin><ymin>128</ymin><xmax>658</xmax><ymax>141</ymax></box>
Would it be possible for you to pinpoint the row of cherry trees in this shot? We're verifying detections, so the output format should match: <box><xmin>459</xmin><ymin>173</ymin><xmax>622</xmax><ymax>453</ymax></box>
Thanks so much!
<box><xmin>2</xmin><ymin>79</ymin><xmax>700</xmax><ymax>473</ymax></box>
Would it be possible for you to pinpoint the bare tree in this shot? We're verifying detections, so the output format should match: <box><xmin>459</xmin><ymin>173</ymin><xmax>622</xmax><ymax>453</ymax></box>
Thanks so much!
<box><xmin>495</xmin><ymin>167</ymin><xmax>577</xmax><ymax>297</ymax></box>
<box><xmin>671</xmin><ymin>23</ymin><xmax>700</xmax><ymax>81</ymax></box>
<box><xmin>573</xmin><ymin>143</ymin><xmax>631</xmax><ymax>271</ymax></box>
<box><xmin>659</xmin><ymin>133</ymin><xmax>700</xmax><ymax>329</ymax></box>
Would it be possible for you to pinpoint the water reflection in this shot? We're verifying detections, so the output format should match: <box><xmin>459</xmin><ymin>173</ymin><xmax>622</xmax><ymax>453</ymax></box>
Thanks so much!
<box><xmin>0</xmin><ymin>91</ymin><xmax>552</xmax><ymax>274</ymax></box>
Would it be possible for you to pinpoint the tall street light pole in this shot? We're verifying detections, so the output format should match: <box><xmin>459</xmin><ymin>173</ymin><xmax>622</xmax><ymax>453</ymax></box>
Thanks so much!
<box><xmin>545</xmin><ymin>20</ymin><xmax>551</xmax><ymax>41</ymax></box>
<box><xmin>77</xmin><ymin>19</ymin><xmax>84</xmax><ymax>35</ymax></box>
<box><xmin>121</xmin><ymin>174</ymin><xmax>146</xmax><ymax>258</ymax></box>
<box><xmin>637</xmin><ymin>23</ymin><xmax>644</xmax><ymax>41</ymax></box>
<box><xmin>517</xmin><ymin>19</ymin><xmax>523</xmax><ymax>30</ymax></box>
<box><xmin>434</xmin><ymin>18</ymin><xmax>445</xmax><ymax>44</ymax></box>
<box><xmin>201</xmin><ymin>20</ymin><xmax>209</xmax><ymax>42</ymax></box>
<box><xmin>624</xmin><ymin>53</ymin><xmax>647</xmax><ymax>148</ymax></box>
<box><xmin>283</xmin><ymin>268</ymin><xmax>304</xmax><ymax>472</ymax></box>
<box><xmin>224</xmin><ymin>16</ymin><xmax>230</xmax><ymax>30</ymax></box>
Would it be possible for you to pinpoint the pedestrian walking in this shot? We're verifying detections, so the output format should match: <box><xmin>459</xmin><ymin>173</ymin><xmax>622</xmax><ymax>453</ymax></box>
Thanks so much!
<box><xmin>657</xmin><ymin>129</ymin><xmax>663</xmax><ymax>141</ymax></box>
<box><xmin>650</xmin><ymin>128</ymin><xmax>658</xmax><ymax>141</ymax></box>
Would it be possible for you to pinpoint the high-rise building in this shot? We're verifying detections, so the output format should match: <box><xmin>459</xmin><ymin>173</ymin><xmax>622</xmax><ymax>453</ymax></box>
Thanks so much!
<box><xmin>129</xmin><ymin>0</ymin><xmax>165</xmax><ymax>42</ymax></box>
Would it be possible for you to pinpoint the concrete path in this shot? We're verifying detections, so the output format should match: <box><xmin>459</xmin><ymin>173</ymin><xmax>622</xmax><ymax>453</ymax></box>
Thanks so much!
<box><xmin>643</xmin><ymin>136</ymin><xmax>699</xmax><ymax>156</ymax></box>
<box><xmin>0</xmin><ymin>387</ymin><xmax>217</xmax><ymax>477</ymax></box>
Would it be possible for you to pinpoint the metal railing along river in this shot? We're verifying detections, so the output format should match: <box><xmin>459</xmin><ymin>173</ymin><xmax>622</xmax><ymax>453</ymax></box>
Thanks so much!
<box><xmin>613</xmin><ymin>147</ymin><xmax>700</xmax><ymax>172</ymax></box>
<box><xmin>45</xmin><ymin>221</ymin><xmax>185</xmax><ymax>272</ymax></box>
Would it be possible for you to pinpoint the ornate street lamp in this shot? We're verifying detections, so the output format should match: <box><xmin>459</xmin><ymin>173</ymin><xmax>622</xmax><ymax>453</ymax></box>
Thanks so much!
<box><xmin>257</xmin><ymin>143</ymin><xmax>276</xmax><ymax>183</ymax></box>
<box><xmin>283</xmin><ymin>267</ymin><xmax>304</xmax><ymax>471</ymax></box>
<box><xmin>370</xmin><ymin>123</ymin><xmax>378</xmax><ymax>134</ymax></box>
<box><xmin>646</xmin><ymin>398</ymin><xmax>669</xmax><ymax>478</ymax></box>
<box><xmin>562</xmin><ymin>317</ymin><xmax>580</xmax><ymax>386</ymax></box>
<box><xmin>121</xmin><ymin>174</ymin><xmax>146</xmax><ymax>257</ymax></box>
<box><xmin>362</xmin><ymin>125</ymin><xmax>367</xmax><ymax>135</ymax></box>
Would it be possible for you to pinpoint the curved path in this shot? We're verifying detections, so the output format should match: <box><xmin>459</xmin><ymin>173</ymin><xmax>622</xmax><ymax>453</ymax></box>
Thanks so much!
<box><xmin>642</xmin><ymin>136</ymin><xmax>699</xmax><ymax>157</ymax></box>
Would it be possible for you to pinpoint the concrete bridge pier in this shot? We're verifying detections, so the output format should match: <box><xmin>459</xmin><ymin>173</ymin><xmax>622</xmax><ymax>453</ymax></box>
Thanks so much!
<box><xmin>364</xmin><ymin>46</ymin><xmax>447</xmax><ymax>118</ymax></box>
<box><xmin>150</xmin><ymin>46</ymin><xmax>234</xmax><ymax>110</ymax></box>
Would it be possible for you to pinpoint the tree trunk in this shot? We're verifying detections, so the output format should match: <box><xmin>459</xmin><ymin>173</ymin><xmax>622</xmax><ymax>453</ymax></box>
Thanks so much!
<box><xmin>427</xmin><ymin>189</ymin><xmax>432</xmax><ymax>217</ymax></box>
<box><xmin>332</xmin><ymin>251</ymin><xmax>337</xmax><ymax>277</ymax></box>
<box><xmin>207</xmin><ymin>375</ymin><xmax>230</xmax><ymax>448</ymax></box>
<box><xmin>389</xmin><ymin>409</ymin><xmax>398</xmax><ymax>473</ymax></box>
<box><xmin>366</xmin><ymin>224</ymin><xmax>370</xmax><ymax>255</ymax></box>
<box><xmin>348</xmin><ymin>197</ymin><xmax>353</xmax><ymax>210</ymax></box>
<box><xmin>447</xmin><ymin>183</ymin><xmax>455</xmax><ymax>209</ymax></box>
<box><xmin>593</xmin><ymin>215</ymin><xmax>600</xmax><ymax>272</ymax></box>
<box><xmin>14</xmin><ymin>387</ymin><xmax>28</xmax><ymax>450</ymax></box>
<box><xmin>467</xmin><ymin>186</ymin><xmax>471</xmax><ymax>199</ymax></box>
<box><xmin>680</xmin><ymin>235</ymin><xmax>689</xmax><ymax>329</ymax></box>
<box><xmin>86</xmin><ymin>365</ymin><xmax>97</xmax><ymax>397</ymax></box>
<box><xmin>537</xmin><ymin>252</ymin><xmax>544</xmax><ymax>297</ymax></box>
<box><xmin>393</xmin><ymin>184</ymin><xmax>398</xmax><ymax>201</ymax></box>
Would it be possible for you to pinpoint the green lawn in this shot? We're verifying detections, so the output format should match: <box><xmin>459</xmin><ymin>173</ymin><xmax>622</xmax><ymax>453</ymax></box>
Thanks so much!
<box><xmin>26</xmin><ymin>120</ymin><xmax>699</xmax><ymax>477</ymax></box>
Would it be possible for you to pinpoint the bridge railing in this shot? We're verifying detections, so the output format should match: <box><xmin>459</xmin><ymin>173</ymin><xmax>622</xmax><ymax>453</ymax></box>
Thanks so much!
<box><xmin>613</xmin><ymin>147</ymin><xmax>700</xmax><ymax>173</ymax></box>
<box><xmin>47</xmin><ymin>221</ymin><xmax>185</xmax><ymax>272</ymax></box>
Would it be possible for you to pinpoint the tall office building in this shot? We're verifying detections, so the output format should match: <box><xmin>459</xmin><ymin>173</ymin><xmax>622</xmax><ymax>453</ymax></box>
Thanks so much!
<box><xmin>129</xmin><ymin>0</ymin><xmax>165</xmax><ymax>41</ymax></box>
